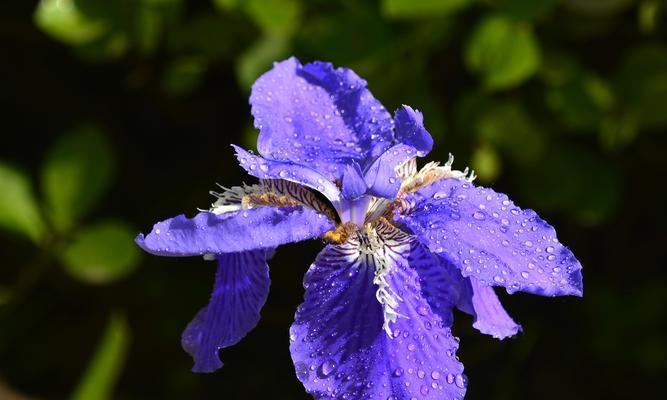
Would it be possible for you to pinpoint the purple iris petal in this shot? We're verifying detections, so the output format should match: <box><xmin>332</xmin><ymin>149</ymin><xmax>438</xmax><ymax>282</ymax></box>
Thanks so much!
<box><xmin>249</xmin><ymin>57</ymin><xmax>394</xmax><ymax>180</ymax></box>
<box><xmin>410</xmin><ymin>242</ymin><xmax>520</xmax><ymax>339</ymax></box>
<box><xmin>182</xmin><ymin>250</ymin><xmax>271</xmax><ymax>372</ymax></box>
<box><xmin>364</xmin><ymin>143</ymin><xmax>417</xmax><ymax>198</ymax></box>
<box><xmin>289</xmin><ymin>239</ymin><xmax>466</xmax><ymax>399</ymax></box>
<box><xmin>458</xmin><ymin>277</ymin><xmax>521</xmax><ymax>339</ymax></box>
<box><xmin>341</xmin><ymin>162</ymin><xmax>367</xmax><ymax>200</ymax></box>
<box><xmin>396</xmin><ymin>178</ymin><xmax>583</xmax><ymax>297</ymax></box>
<box><xmin>135</xmin><ymin>207</ymin><xmax>334</xmax><ymax>257</ymax></box>
<box><xmin>233</xmin><ymin>145</ymin><xmax>341</xmax><ymax>203</ymax></box>
<box><xmin>408</xmin><ymin>241</ymin><xmax>468</xmax><ymax>327</ymax></box>
<box><xmin>394</xmin><ymin>105</ymin><xmax>434</xmax><ymax>154</ymax></box>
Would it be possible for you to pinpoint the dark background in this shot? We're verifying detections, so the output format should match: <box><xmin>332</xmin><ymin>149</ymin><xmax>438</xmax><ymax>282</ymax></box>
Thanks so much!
<box><xmin>1</xmin><ymin>0</ymin><xmax>665</xmax><ymax>399</ymax></box>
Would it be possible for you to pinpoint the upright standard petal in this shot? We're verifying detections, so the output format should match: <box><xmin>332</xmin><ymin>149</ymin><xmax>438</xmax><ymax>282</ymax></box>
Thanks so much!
<box><xmin>364</xmin><ymin>143</ymin><xmax>418</xmax><ymax>199</ymax></box>
<box><xmin>341</xmin><ymin>162</ymin><xmax>367</xmax><ymax>200</ymax></box>
<box><xmin>394</xmin><ymin>105</ymin><xmax>433</xmax><ymax>154</ymax></box>
<box><xmin>136</xmin><ymin>206</ymin><xmax>334</xmax><ymax>256</ymax></box>
<box><xmin>250</xmin><ymin>57</ymin><xmax>394</xmax><ymax>179</ymax></box>
<box><xmin>182</xmin><ymin>250</ymin><xmax>270</xmax><ymax>372</ymax></box>
<box><xmin>289</xmin><ymin>226</ymin><xmax>466</xmax><ymax>400</ymax></box>
<box><xmin>410</xmin><ymin>242</ymin><xmax>520</xmax><ymax>339</ymax></box>
<box><xmin>396</xmin><ymin>178</ymin><xmax>583</xmax><ymax>297</ymax></box>
<box><xmin>233</xmin><ymin>145</ymin><xmax>341</xmax><ymax>203</ymax></box>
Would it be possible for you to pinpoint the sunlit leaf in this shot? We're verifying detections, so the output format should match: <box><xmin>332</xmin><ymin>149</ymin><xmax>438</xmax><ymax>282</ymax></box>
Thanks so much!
<box><xmin>381</xmin><ymin>0</ymin><xmax>471</xmax><ymax>19</ymax></box>
<box><xmin>213</xmin><ymin>0</ymin><xmax>243</xmax><ymax>11</ymax></box>
<box><xmin>0</xmin><ymin>163</ymin><xmax>45</xmax><ymax>243</ymax></box>
<box><xmin>62</xmin><ymin>221</ymin><xmax>141</xmax><ymax>284</ymax></box>
<box><xmin>475</xmin><ymin>102</ymin><xmax>546</xmax><ymax>164</ymax></box>
<box><xmin>245</xmin><ymin>0</ymin><xmax>302</xmax><ymax>36</ymax></box>
<box><xmin>237</xmin><ymin>35</ymin><xmax>290</xmax><ymax>90</ymax></box>
<box><xmin>465</xmin><ymin>15</ymin><xmax>541</xmax><ymax>90</ymax></box>
<box><xmin>41</xmin><ymin>125</ymin><xmax>115</xmax><ymax>231</ymax></box>
<box><xmin>71</xmin><ymin>313</ymin><xmax>130</xmax><ymax>400</ymax></box>
<box><xmin>34</xmin><ymin>0</ymin><xmax>108</xmax><ymax>45</ymax></box>
<box><xmin>638</xmin><ymin>1</ymin><xmax>660</xmax><ymax>34</ymax></box>
<box><xmin>470</xmin><ymin>143</ymin><xmax>503</xmax><ymax>183</ymax></box>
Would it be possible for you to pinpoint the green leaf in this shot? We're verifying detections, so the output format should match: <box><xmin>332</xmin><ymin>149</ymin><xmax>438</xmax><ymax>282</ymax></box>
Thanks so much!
<box><xmin>475</xmin><ymin>102</ymin><xmax>546</xmax><ymax>164</ymax></box>
<box><xmin>494</xmin><ymin>0</ymin><xmax>560</xmax><ymax>21</ymax></box>
<box><xmin>0</xmin><ymin>286</ymin><xmax>10</xmax><ymax>306</ymax></box>
<box><xmin>616</xmin><ymin>44</ymin><xmax>667</xmax><ymax>130</ymax></box>
<box><xmin>542</xmin><ymin>52</ymin><xmax>615</xmax><ymax>131</ymax></box>
<box><xmin>62</xmin><ymin>221</ymin><xmax>141</xmax><ymax>284</ymax></box>
<box><xmin>465</xmin><ymin>15</ymin><xmax>541</xmax><ymax>90</ymax></box>
<box><xmin>34</xmin><ymin>0</ymin><xmax>108</xmax><ymax>45</ymax></box>
<box><xmin>245</xmin><ymin>0</ymin><xmax>302</xmax><ymax>36</ymax></box>
<box><xmin>213</xmin><ymin>0</ymin><xmax>243</xmax><ymax>11</ymax></box>
<box><xmin>381</xmin><ymin>0</ymin><xmax>471</xmax><ymax>19</ymax></box>
<box><xmin>517</xmin><ymin>144</ymin><xmax>620</xmax><ymax>225</ymax></box>
<box><xmin>41</xmin><ymin>125</ymin><xmax>115</xmax><ymax>231</ymax></box>
<box><xmin>0</xmin><ymin>163</ymin><xmax>45</xmax><ymax>243</ymax></box>
<box><xmin>639</xmin><ymin>1</ymin><xmax>660</xmax><ymax>34</ymax></box>
<box><xmin>71</xmin><ymin>312</ymin><xmax>130</xmax><ymax>400</ymax></box>
<box><xmin>470</xmin><ymin>143</ymin><xmax>503</xmax><ymax>183</ymax></box>
<box><xmin>237</xmin><ymin>35</ymin><xmax>290</xmax><ymax>90</ymax></box>
<box><xmin>162</xmin><ymin>56</ymin><xmax>208</xmax><ymax>96</ymax></box>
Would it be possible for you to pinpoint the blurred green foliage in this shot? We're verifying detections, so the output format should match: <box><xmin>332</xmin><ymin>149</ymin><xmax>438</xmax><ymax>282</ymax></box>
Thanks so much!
<box><xmin>1</xmin><ymin>0</ymin><xmax>666</xmax><ymax>398</ymax></box>
<box><xmin>0</xmin><ymin>124</ymin><xmax>140</xmax><ymax>286</ymax></box>
<box><xmin>71</xmin><ymin>313</ymin><xmax>130</xmax><ymax>400</ymax></box>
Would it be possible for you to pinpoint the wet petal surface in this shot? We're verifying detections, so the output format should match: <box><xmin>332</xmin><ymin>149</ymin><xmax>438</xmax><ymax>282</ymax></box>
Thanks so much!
<box><xmin>289</xmin><ymin>229</ymin><xmax>466</xmax><ymax>399</ymax></box>
<box><xmin>250</xmin><ymin>57</ymin><xmax>394</xmax><ymax>180</ymax></box>
<box><xmin>182</xmin><ymin>250</ymin><xmax>271</xmax><ymax>372</ymax></box>
<box><xmin>410</xmin><ymin>243</ymin><xmax>520</xmax><ymax>339</ymax></box>
<box><xmin>458</xmin><ymin>277</ymin><xmax>521</xmax><ymax>339</ymax></box>
<box><xmin>234</xmin><ymin>145</ymin><xmax>341</xmax><ymax>203</ymax></box>
<box><xmin>136</xmin><ymin>207</ymin><xmax>334</xmax><ymax>256</ymax></box>
<box><xmin>396</xmin><ymin>178</ymin><xmax>583</xmax><ymax>297</ymax></box>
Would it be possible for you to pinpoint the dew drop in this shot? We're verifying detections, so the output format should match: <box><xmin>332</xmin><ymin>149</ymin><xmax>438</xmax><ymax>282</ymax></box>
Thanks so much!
<box><xmin>455</xmin><ymin>374</ymin><xmax>466</xmax><ymax>388</ymax></box>
<box><xmin>318</xmin><ymin>359</ymin><xmax>337</xmax><ymax>378</ymax></box>
<box><xmin>416</xmin><ymin>305</ymin><xmax>429</xmax><ymax>316</ymax></box>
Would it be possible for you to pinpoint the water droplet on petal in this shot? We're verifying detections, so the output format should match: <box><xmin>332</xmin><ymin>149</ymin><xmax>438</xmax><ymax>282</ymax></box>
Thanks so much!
<box><xmin>318</xmin><ymin>359</ymin><xmax>337</xmax><ymax>378</ymax></box>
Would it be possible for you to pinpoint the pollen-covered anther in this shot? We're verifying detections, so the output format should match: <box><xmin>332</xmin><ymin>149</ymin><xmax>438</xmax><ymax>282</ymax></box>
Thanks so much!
<box><xmin>399</xmin><ymin>154</ymin><xmax>476</xmax><ymax>196</ymax></box>
<box><xmin>322</xmin><ymin>222</ymin><xmax>358</xmax><ymax>244</ymax></box>
<box><xmin>242</xmin><ymin>192</ymin><xmax>301</xmax><ymax>209</ymax></box>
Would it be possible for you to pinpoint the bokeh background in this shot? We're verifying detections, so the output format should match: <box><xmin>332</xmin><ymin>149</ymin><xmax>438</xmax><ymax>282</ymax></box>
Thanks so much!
<box><xmin>1</xmin><ymin>0</ymin><xmax>665</xmax><ymax>399</ymax></box>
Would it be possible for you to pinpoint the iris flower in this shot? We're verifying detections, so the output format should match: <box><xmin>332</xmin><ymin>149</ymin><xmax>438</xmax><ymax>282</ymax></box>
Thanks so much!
<box><xmin>136</xmin><ymin>57</ymin><xmax>583</xmax><ymax>399</ymax></box>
